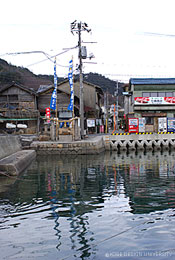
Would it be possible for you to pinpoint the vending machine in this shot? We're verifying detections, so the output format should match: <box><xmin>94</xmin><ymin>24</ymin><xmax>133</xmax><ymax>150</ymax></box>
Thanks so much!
<box><xmin>158</xmin><ymin>118</ymin><xmax>167</xmax><ymax>132</ymax></box>
<box><xmin>128</xmin><ymin>118</ymin><xmax>139</xmax><ymax>133</ymax></box>
<box><xmin>139</xmin><ymin>118</ymin><xmax>146</xmax><ymax>133</ymax></box>
<box><xmin>167</xmin><ymin>118</ymin><xmax>175</xmax><ymax>132</ymax></box>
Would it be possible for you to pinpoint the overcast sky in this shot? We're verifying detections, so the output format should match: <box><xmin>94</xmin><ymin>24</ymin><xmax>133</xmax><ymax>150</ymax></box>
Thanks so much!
<box><xmin>1</xmin><ymin>0</ymin><xmax>175</xmax><ymax>82</ymax></box>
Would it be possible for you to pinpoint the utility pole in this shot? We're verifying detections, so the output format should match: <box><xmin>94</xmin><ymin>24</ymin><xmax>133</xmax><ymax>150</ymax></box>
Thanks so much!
<box><xmin>116</xmin><ymin>80</ymin><xmax>119</xmax><ymax>131</ymax></box>
<box><xmin>104</xmin><ymin>92</ymin><xmax>107</xmax><ymax>133</ymax></box>
<box><xmin>78</xmin><ymin>22</ymin><xmax>84</xmax><ymax>138</ymax></box>
<box><xmin>71</xmin><ymin>21</ymin><xmax>91</xmax><ymax>139</ymax></box>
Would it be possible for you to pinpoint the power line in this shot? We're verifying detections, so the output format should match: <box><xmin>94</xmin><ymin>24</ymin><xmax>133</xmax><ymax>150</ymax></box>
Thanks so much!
<box><xmin>0</xmin><ymin>46</ymin><xmax>78</xmax><ymax>69</ymax></box>
<box><xmin>141</xmin><ymin>32</ymin><xmax>175</xmax><ymax>38</ymax></box>
<box><xmin>27</xmin><ymin>46</ymin><xmax>78</xmax><ymax>68</ymax></box>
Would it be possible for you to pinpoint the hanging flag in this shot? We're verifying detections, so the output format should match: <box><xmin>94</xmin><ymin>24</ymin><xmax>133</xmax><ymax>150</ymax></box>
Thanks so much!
<box><xmin>50</xmin><ymin>58</ymin><xmax>57</xmax><ymax>110</ymax></box>
<box><xmin>67</xmin><ymin>59</ymin><xmax>74</xmax><ymax>111</ymax></box>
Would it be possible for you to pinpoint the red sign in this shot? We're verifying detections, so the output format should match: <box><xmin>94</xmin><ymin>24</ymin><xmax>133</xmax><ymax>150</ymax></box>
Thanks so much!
<box><xmin>46</xmin><ymin>107</ymin><xmax>50</xmax><ymax>122</ymax></box>
<box><xmin>135</xmin><ymin>97</ymin><xmax>149</xmax><ymax>104</ymax></box>
<box><xmin>164</xmin><ymin>97</ymin><xmax>175</xmax><ymax>103</ymax></box>
<box><xmin>135</xmin><ymin>97</ymin><xmax>175</xmax><ymax>105</ymax></box>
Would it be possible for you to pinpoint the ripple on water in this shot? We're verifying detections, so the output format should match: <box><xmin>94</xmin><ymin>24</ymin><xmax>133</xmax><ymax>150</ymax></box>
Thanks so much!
<box><xmin>1</xmin><ymin>152</ymin><xmax>175</xmax><ymax>259</ymax></box>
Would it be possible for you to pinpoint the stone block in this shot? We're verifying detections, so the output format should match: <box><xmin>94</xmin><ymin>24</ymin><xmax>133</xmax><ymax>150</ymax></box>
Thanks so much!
<box><xmin>39</xmin><ymin>135</ymin><xmax>50</xmax><ymax>141</ymax></box>
<box><xmin>0</xmin><ymin>150</ymin><xmax>36</xmax><ymax>176</ymax></box>
<box><xmin>59</xmin><ymin>135</ymin><xmax>73</xmax><ymax>142</ymax></box>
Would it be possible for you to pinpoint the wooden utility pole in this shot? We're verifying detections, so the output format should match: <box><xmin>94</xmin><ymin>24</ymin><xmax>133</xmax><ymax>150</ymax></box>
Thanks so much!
<box><xmin>71</xmin><ymin>21</ymin><xmax>91</xmax><ymax>139</ymax></box>
<box><xmin>116</xmin><ymin>80</ymin><xmax>119</xmax><ymax>131</ymax></box>
<box><xmin>78</xmin><ymin>22</ymin><xmax>84</xmax><ymax>138</ymax></box>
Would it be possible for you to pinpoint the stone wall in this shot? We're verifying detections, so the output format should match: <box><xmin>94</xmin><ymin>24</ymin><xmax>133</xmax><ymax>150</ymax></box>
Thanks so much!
<box><xmin>31</xmin><ymin>136</ymin><xmax>105</xmax><ymax>155</ymax></box>
<box><xmin>0</xmin><ymin>135</ymin><xmax>21</xmax><ymax>160</ymax></box>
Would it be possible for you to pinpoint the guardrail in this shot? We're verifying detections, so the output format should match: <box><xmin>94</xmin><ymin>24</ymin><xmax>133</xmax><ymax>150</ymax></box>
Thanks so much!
<box><xmin>112</xmin><ymin>132</ymin><xmax>175</xmax><ymax>135</ymax></box>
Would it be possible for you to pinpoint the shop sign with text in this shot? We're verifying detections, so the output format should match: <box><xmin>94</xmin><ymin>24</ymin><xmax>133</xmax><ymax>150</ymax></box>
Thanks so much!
<box><xmin>135</xmin><ymin>97</ymin><xmax>175</xmax><ymax>105</ymax></box>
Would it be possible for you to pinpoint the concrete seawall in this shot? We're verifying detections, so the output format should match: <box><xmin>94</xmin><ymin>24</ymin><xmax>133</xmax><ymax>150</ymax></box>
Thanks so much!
<box><xmin>107</xmin><ymin>133</ymin><xmax>175</xmax><ymax>151</ymax></box>
<box><xmin>0</xmin><ymin>135</ymin><xmax>21</xmax><ymax>160</ymax></box>
<box><xmin>30</xmin><ymin>133</ymin><xmax>175</xmax><ymax>154</ymax></box>
<box><xmin>0</xmin><ymin>135</ymin><xmax>36</xmax><ymax>176</ymax></box>
<box><xmin>31</xmin><ymin>136</ymin><xmax>105</xmax><ymax>155</ymax></box>
<box><xmin>0</xmin><ymin>150</ymin><xmax>36</xmax><ymax>176</ymax></box>
<box><xmin>1</xmin><ymin>133</ymin><xmax>175</xmax><ymax>177</ymax></box>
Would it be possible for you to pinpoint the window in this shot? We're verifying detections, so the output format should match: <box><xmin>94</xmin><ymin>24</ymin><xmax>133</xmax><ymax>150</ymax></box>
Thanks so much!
<box><xmin>166</xmin><ymin>92</ymin><xmax>173</xmax><ymax>97</ymax></box>
<box><xmin>143</xmin><ymin>92</ymin><xmax>150</xmax><ymax>97</ymax></box>
<box><xmin>158</xmin><ymin>92</ymin><xmax>165</xmax><ymax>97</ymax></box>
<box><xmin>0</xmin><ymin>96</ymin><xmax>7</xmax><ymax>102</ymax></box>
<box><xmin>142</xmin><ymin>92</ymin><xmax>173</xmax><ymax>97</ymax></box>
<box><xmin>145</xmin><ymin>117</ymin><xmax>154</xmax><ymax>125</ymax></box>
<box><xmin>9</xmin><ymin>95</ymin><xmax>18</xmax><ymax>102</ymax></box>
<box><xmin>150</xmin><ymin>92</ymin><xmax>157</xmax><ymax>97</ymax></box>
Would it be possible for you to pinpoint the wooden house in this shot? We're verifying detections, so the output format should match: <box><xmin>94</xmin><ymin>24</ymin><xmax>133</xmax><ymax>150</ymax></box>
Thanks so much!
<box><xmin>0</xmin><ymin>79</ymin><xmax>104</xmax><ymax>135</ymax></box>
<box><xmin>57</xmin><ymin>79</ymin><xmax>104</xmax><ymax>119</ymax></box>
<box><xmin>37</xmin><ymin>85</ymin><xmax>80</xmax><ymax>116</ymax></box>
<box><xmin>38</xmin><ymin>79</ymin><xmax>104</xmax><ymax>134</ymax></box>
<box><xmin>37</xmin><ymin>85</ymin><xmax>80</xmax><ymax>133</ymax></box>
<box><xmin>57</xmin><ymin>79</ymin><xmax>104</xmax><ymax>134</ymax></box>
<box><xmin>0</xmin><ymin>82</ymin><xmax>39</xmax><ymax>134</ymax></box>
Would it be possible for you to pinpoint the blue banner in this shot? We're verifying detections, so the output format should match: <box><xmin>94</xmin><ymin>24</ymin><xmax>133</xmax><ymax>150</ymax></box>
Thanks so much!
<box><xmin>50</xmin><ymin>59</ymin><xmax>57</xmax><ymax>110</ymax></box>
<box><xmin>67</xmin><ymin>59</ymin><xmax>74</xmax><ymax>111</ymax></box>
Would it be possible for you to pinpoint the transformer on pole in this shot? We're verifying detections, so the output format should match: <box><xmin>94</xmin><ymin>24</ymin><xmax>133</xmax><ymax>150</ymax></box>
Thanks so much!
<box><xmin>71</xmin><ymin>21</ymin><xmax>91</xmax><ymax>139</ymax></box>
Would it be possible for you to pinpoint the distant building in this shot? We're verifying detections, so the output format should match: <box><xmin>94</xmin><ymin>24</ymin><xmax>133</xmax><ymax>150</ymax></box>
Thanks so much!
<box><xmin>123</xmin><ymin>78</ymin><xmax>175</xmax><ymax>132</ymax></box>
<box><xmin>0</xmin><ymin>82</ymin><xmax>39</xmax><ymax>134</ymax></box>
<box><xmin>57</xmin><ymin>79</ymin><xmax>104</xmax><ymax>134</ymax></box>
<box><xmin>0</xmin><ymin>79</ymin><xmax>104</xmax><ymax>135</ymax></box>
<box><xmin>57</xmin><ymin>79</ymin><xmax>104</xmax><ymax>120</ymax></box>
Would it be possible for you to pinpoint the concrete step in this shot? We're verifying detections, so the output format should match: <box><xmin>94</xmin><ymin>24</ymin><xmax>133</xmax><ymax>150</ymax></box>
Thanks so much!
<box><xmin>0</xmin><ymin>150</ymin><xmax>36</xmax><ymax>176</ymax></box>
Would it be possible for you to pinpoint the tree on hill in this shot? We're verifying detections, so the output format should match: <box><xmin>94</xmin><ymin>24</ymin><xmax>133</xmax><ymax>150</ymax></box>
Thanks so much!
<box><xmin>0</xmin><ymin>58</ymin><xmax>53</xmax><ymax>90</ymax></box>
<box><xmin>0</xmin><ymin>58</ymin><xmax>124</xmax><ymax>107</ymax></box>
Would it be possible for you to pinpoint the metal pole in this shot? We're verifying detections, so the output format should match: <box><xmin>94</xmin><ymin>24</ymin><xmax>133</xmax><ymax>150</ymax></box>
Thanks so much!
<box><xmin>106</xmin><ymin>91</ymin><xmax>109</xmax><ymax>133</ymax></box>
<box><xmin>55</xmin><ymin>57</ymin><xmax>58</xmax><ymax>140</ymax></box>
<box><xmin>72</xmin><ymin>56</ymin><xmax>75</xmax><ymax>140</ymax></box>
<box><xmin>113</xmin><ymin>104</ymin><xmax>116</xmax><ymax>131</ymax></box>
<box><xmin>116</xmin><ymin>80</ymin><xmax>119</xmax><ymax>131</ymax></box>
<box><xmin>78</xmin><ymin>22</ymin><xmax>84</xmax><ymax>139</ymax></box>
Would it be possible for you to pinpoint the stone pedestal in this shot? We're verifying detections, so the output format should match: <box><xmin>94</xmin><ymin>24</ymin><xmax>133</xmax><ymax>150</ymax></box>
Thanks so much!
<box><xmin>58</xmin><ymin>135</ymin><xmax>73</xmax><ymax>142</ymax></box>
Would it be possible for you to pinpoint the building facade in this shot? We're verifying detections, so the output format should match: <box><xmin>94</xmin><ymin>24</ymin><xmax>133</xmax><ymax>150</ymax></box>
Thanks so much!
<box><xmin>0</xmin><ymin>82</ymin><xmax>39</xmax><ymax>134</ymax></box>
<box><xmin>0</xmin><ymin>79</ymin><xmax>104</xmax><ymax>135</ymax></box>
<box><xmin>124</xmin><ymin>78</ymin><xmax>175</xmax><ymax>132</ymax></box>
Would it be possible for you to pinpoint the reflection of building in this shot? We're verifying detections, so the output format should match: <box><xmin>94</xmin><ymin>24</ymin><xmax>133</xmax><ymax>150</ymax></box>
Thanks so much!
<box><xmin>124</xmin><ymin>78</ymin><xmax>175</xmax><ymax>132</ymax></box>
<box><xmin>37</xmin><ymin>154</ymin><xmax>107</xmax><ymax>214</ymax></box>
<box><xmin>122</xmin><ymin>152</ymin><xmax>175</xmax><ymax>214</ymax></box>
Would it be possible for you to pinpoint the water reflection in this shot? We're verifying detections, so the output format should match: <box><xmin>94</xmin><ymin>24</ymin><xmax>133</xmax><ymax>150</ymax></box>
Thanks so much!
<box><xmin>0</xmin><ymin>150</ymin><xmax>175</xmax><ymax>259</ymax></box>
<box><xmin>119</xmin><ymin>151</ymin><xmax>175</xmax><ymax>214</ymax></box>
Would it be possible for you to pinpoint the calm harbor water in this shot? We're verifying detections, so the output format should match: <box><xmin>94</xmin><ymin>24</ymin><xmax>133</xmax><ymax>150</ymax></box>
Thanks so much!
<box><xmin>1</xmin><ymin>151</ymin><xmax>175</xmax><ymax>260</ymax></box>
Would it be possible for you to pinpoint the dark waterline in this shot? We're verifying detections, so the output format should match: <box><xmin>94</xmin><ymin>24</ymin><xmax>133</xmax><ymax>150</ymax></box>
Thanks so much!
<box><xmin>1</xmin><ymin>151</ymin><xmax>175</xmax><ymax>259</ymax></box>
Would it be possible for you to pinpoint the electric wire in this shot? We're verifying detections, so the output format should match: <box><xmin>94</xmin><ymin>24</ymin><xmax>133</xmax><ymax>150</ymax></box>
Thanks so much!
<box><xmin>0</xmin><ymin>46</ymin><xmax>78</xmax><ymax>69</ymax></box>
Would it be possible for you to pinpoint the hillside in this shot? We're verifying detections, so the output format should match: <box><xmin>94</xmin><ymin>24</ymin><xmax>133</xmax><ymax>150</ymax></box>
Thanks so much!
<box><xmin>0</xmin><ymin>58</ymin><xmax>124</xmax><ymax>106</ymax></box>
<box><xmin>0</xmin><ymin>59</ymin><xmax>64</xmax><ymax>90</ymax></box>
<box><xmin>84</xmin><ymin>72</ymin><xmax>124</xmax><ymax>95</ymax></box>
